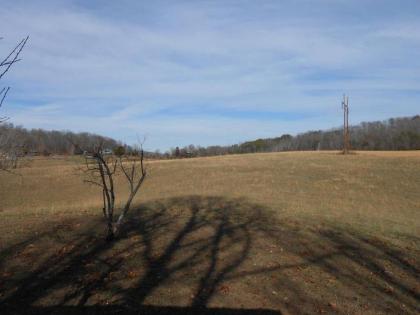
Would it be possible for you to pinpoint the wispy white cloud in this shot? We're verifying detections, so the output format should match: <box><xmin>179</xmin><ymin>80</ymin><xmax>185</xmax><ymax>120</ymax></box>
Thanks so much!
<box><xmin>1</xmin><ymin>0</ymin><xmax>419</xmax><ymax>150</ymax></box>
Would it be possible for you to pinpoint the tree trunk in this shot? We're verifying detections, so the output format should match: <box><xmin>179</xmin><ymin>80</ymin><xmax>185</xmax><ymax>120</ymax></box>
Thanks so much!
<box><xmin>114</xmin><ymin>173</ymin><xmax>146</xmax><ymax>235</ymax></box>
<box><xmin>106</xmin><ymin>222</ymin><xmax>115</xmax><ymax>242</ymax></box>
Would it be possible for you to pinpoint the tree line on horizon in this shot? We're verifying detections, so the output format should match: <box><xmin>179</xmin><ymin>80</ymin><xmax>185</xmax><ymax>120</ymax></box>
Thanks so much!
<box><xmin>170</xmin><ymin>115</ymin><xmax>420</xmax><ymax>157</ymax></box>
<box><xmin>0</xmin><ymin>123</ymin><xmax>122</xmax><ymax>156</ymax></box>
<box><xmin>1</xmin><ymin>115</ymin><xmax>419</xmax><ymax>158</ymax></box>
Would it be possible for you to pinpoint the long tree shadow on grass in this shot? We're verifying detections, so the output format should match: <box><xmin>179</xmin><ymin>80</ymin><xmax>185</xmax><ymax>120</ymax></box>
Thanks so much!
<box><xmin>0</xmin><ymin>196</ymin><xmax>419</xmax><ymax>314</ymax></box>
<box><xmin>0</xmin><ymin>196</ymin><xmax>286</xmax><ymax>314</ymax></box>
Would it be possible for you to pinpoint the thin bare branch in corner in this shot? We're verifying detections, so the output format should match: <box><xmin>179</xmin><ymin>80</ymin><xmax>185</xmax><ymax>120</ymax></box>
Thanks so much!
<box><xmin>0</xmin><ymin>36</ymin><xmax>29</xmax><ymax>81</ymax></box>
<box><xmin>0</xmin><ymin>36</ymin><xmax>29</xmax><ymax>171</ymax></box>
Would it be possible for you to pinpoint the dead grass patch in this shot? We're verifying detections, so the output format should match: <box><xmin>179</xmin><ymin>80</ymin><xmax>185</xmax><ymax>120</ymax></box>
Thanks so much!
<box><xmin>0</xmin><ymin>151</ymin><xmax>419</xmax><ymax>313</ymax></box>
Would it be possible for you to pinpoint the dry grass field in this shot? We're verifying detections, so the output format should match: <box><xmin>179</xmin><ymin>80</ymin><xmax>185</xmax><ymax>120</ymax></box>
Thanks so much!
<box><xmin>0</xmin><ymin>151</ymin><xmax>419</xmax><ymax>314</ymax></box>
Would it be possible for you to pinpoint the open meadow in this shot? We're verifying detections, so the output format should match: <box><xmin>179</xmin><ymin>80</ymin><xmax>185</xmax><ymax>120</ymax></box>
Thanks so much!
<box><xmin>0</xmin><ymin>151</ymin><xmax>419</xmax><ymax>314</ymax></box>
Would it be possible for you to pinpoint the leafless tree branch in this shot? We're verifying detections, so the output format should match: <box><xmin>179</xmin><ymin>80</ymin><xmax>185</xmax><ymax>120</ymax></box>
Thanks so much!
<box><xmin>0</xmin><ymin>36</ymin><xmax>29</xmax><ymax>80</ymax></box>
<box><xmin>78</xmin><ymin>140</ymin><xmax>147</xmax><ymax>241</ymax></box>
<box><xmin>115</xmin><ymin>147</ymin><xmax>147</xmax><ymax>230</ymax></box>
<box><xmin>0</xmin><ymin>36</ymin><xmax>29</xmax><ymax>172</ymax></box>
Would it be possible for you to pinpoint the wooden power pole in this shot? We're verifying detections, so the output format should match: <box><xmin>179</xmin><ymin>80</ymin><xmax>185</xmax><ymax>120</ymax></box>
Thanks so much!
<box><xmin>341</xmin><ymin>94</ymin><xmax>350</xmax><ymax>154</ymax></box>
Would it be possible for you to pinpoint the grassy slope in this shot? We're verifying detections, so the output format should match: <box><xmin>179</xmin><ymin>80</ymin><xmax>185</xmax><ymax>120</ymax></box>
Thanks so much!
<box><xmin>0</xmin><ymin>151</ymin><xmax>419</xmax><ymax>314</ymax></box>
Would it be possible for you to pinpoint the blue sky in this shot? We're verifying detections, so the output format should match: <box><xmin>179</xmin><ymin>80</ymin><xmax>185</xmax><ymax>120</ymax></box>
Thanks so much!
<box><xmin>1</xmin><ymin>0</ymin><xmax>419</xmax><ymax>151</ymax></box>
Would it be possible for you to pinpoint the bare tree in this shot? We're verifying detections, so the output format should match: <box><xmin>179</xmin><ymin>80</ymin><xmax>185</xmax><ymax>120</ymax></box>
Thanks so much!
<box><xmin>83</xmin><ymin>142</ymin><xmax>147</xmax><ymax>241</ymax></box>
<box><xmin>0</xmin><ymin>131</ymin><xmax>20</xmax><ymax>169</ymax></box>
<box><xmin>0</xmin><ymin>36</ymin><xmax>29</xmax><ymax>170</ymax></box>
<box><xmin>115</xmin><ymin>147</ymin><xmax>147</xmax><ymax>228</ymax></box>
<box><xmin>83</xmin><ymin>145</ymin><xmax>118</xmax><ymax>241</ymax></box>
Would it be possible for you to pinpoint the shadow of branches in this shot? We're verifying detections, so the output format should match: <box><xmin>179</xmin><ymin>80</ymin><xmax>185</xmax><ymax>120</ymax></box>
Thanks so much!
<box><xmin>0</xmin><ymin>195</ymin><xmax>418</xmax><ymax>314</ymax></box>
<box><xmin>0</xmin><ymin>196</ymin><xmax>284</xmax><ymax>314</ymax></box>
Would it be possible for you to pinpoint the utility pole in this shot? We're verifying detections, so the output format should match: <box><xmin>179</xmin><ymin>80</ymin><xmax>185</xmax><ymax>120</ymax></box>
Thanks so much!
<box><xmin>341</xmin><ymin>94</ymin><xmax>350</xmax><ymax>154</ymax></box>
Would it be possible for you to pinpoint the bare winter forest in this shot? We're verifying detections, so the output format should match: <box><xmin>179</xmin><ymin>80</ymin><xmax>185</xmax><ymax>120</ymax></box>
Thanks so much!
<box><xmin>1</xmin><ymin>115</ymin><xmax>420</xmax><ymax>157</ymax></box>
